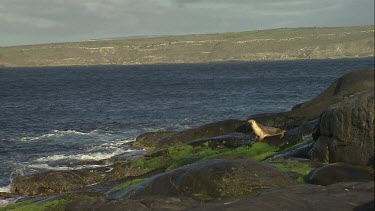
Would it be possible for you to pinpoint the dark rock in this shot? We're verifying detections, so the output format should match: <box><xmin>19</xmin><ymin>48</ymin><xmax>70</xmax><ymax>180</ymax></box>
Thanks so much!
<box><xmin>309</xmin><ymin>90</ymin><xmax>374</xmax><ymax>166</ymax></box>
<box><xmin>271</xmin><ymin>142</ymin><xmax>313</xmax><ymax>160</ymax></box>
<box><xmin>186</xmin><ymin>133</ymin><xmax>251</xmax><ymax>148</ymax></box>
<box><xmin>103</xmin><ymin>163</ymin><xmax>155</xmax><ymax>182</ymax></box>
<box><xmin>189</xmin><ymin>181</ymin><xmax>375</xmax><ymax>211</ymax></box>
<box><xmin>0</xmin><ymin>192</ymin><xmax>16</xmax><ymax>198</ymax></box>
<box><xmin>132</xmin><ymin>131</ymin><xmax>175</xmax><ymax>150</ymax></box>
<box><xmin>112</xmin><ymin>150</ymin><xmax>147</xmax><ymax>161</ymax></box>
<box><xmin>249</xmin><ymin>68</ymin><xmax>375</xmax><ymax>129</ymax></box>
<box><xmin>136</xmin><ymin>120</ymin><xmax>247</xmax><ymax>150</ymax></box>
<box><xmin>66</xmin><ymin>196</ymin><xmax>199</xmax><ymax>211</ymax></box>
<box><xmin>11</xmin><ymin>168</ymin><xmax>109</xmax><ymax>195</ymax></box>
<box><xmin>281</xmin><ymin>119</ymin><xmax>319</xmax><ymax>147</ymax></box>
<box><xmin>309</xmin><ymin>163</ymin><xmax>374</xmax><ymax>186</ymax></box>
<box><xmin>110</xmin><ymin>159</ymin><xmax>294</xmax><ymax>200</ymax></box>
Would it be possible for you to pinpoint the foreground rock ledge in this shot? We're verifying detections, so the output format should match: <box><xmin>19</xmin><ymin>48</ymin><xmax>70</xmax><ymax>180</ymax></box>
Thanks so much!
<box><xmin>190</xmin><ymin>181</ymin><xmax>375</xmax><ymax>211</ymax></box>
<box><xmin>109</xmin><ymin>159</ymin><xmax>294</xmax><ymax>200</ymax></box>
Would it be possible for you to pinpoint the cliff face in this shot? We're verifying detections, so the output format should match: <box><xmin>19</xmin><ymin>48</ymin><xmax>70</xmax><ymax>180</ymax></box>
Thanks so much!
<box><xmin>0</xmin><ymin>26</ymin><xmax>374</xmax><ymax>67</ymax></box>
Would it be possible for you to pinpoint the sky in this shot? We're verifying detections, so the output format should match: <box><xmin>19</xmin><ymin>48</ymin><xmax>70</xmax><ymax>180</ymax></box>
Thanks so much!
<box><xmin>0</xmin><ymin>0</ymin><xmax>374</xmax><ymax>46</ymax></box>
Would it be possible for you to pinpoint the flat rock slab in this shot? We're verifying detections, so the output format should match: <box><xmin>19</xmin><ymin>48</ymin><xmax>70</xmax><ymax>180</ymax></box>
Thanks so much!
<box><xmin>66</xmin><ymin>196</ymin><xmax>199</xmax><ymax>211</ymax></box>
<box><xmin>109</xmin><ymin>159</ymin><xmax>294</xmax><ymax>200</ymax></box>
<box><xmin>189</xmin><ymin>181</ymin><xmax>375</xmax><ymax>211</ymax></box>
<box><xmin>186</xmin><ymin>133</ymin><xmax>251</xmax><ymax>148</ymax></box>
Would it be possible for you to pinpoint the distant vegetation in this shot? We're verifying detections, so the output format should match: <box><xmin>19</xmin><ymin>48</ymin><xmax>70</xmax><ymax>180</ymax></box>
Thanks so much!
<box><xmin>0</xmin><ymin>26</ymin><xmax>373</xmax><ymax>67</ymax></box>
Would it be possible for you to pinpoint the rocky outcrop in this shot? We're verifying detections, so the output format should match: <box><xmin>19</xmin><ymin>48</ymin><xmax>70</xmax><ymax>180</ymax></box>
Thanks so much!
<box><xmin>131</xmin><ymin>119</ymin><xmax>247</xmax><ymax>150</ymax></box>
<box><xmin>309</xmin><ymin>90</ymin><xmax>374</xmax><ymax>166</ymax></box>
<box><xmin>310</xmin><ymin>163</ymin><xmax>374</xmax><ymax>186</ymax></box>
<box><xmin>190</xmin><ymin>182</ymin><xmax>375</xmax><ymax>211</ymax></box>
<box><xmin>131</xmin><ymin>131</ymin><xmax>175</xmax><ymax>150</ymax></box>
<box><xmin>110</xmin><ymin>159</ymin><xmax>294</xmax><ymax>200</ymax></box>
<box><xmin>249</xmin><ymin>68</ymin><xmax>375</xmax><ymax>129</ymax></box>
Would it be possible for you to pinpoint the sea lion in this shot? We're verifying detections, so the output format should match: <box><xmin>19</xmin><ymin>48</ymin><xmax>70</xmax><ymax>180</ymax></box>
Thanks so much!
<box><xmin>248</xmin><ymin>119</ymin><xmax>286</xmax><ymax>141</ymax></box>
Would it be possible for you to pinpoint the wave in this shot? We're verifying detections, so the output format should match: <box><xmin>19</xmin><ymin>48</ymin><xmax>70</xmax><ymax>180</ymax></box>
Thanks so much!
<box><xmin>36</xmin><ymin>148</ymin><xmax>136</xmax><ymax>162</ymax></box>
<box><xmin>27</xmin><ymin>163</ymin><xmax>110</xmax><ymax>171</ymax></box>
<box><xmin>19</xmin><ymin>130</ymin><xmax>93</xmax><ymax>142</ymax></box>
<box><xmin>18</xmin><ymin>129</ymin><xmax>136</xmax><ymax>142</ymax></box>
<box><xmin>0</xmin><ymin>198</ymin><xmax>17</xmax><ymax>207</ymax></box>
<box><xmin>0</xmin><ymin>184</ymin><xmax>11</xmax><ymax>193</ymax></box>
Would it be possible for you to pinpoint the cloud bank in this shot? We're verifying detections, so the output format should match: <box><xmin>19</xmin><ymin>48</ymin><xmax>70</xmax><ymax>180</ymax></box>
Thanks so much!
<box><xmin>0</xmin><ymin>0</ymin><xmax>373</xmax><ymax>46</ymax></box>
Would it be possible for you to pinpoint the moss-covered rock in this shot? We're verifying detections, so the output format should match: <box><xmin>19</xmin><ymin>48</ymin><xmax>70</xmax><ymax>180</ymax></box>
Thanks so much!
<box><xmin>11</xmin><ymin>168</ymin><xmax>108</xmax><ymax>196</ymax></box>
<box><xmin>269</xmin><ymin>158</ymin><xmax>321</xmax><ymax>183</ymax></box>
<box><xmin>1</xmin><ymin>192</ymin><xmax>104</xmax><ymax>211</ymax></box>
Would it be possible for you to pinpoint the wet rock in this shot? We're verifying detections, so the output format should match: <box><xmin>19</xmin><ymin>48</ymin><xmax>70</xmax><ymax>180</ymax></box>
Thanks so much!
<box><xmin>103</xmin><ymin>163</ymin><xmax>155</xmax><ymax>182</ymax></box>
<box><xmin>11</xmin><ymin>168</ymin><xmax>109</xmax><ymax>196</ymax></box>
<box><xmin>110</xmin><ymin>159</ymin><xmax>294</xmax><ymax>200</ymax></box>
<box><xmin>132</xmin><ymin>131</ymin><xmax>175</xmax><ymax>150</ymax></box>
<box><xmin>157</xmin><ymin>120</ymin><xmax>247</xmax><ymax>149</ymax></box>
<box><xmin>248</xmin><ymin>68</ymin><xmax>375</xmax><ymax>129</ymax></box>
<box><xmin>310</xmin><ymin>163</ymin><xmax>374</xmax><ymax>186</ymax></box>
<box><xmin>189</xmin><ymin>181</ymin><xmax>375</xmax><ymax>211</ymax></box>
<box><xmin>0</xmin><ymin>192</ymin><xmax>16</xmax><ymax>198</ymax></box>
<box><xmin>132</xmin><ymin>120</ymin><xmax>248</xmax><ymax>151</ymax></box>
<box><xmin>309</xmin><ymin>90</ymin><xmax>374</xmax><ymax>166</ymax></box>
<box><xmin>112</xmin><ymin>150</ymin><xmax>147</xmax><ymax>161</ymax></box>
<box><xmin>186</xmin><ymin>133</ymin><xmax>251</xmax><ymax>149</ymax></box>
<box><xmin>66</xmin><ymin>196</ymin><xmax>199</xmax><ymax>211</ymax></box>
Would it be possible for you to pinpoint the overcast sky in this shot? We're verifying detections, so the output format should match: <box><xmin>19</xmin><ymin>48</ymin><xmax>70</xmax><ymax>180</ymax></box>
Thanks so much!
<box><xmin>0</xmin><ymin>0</ymin><xmax>374</xmax><ymax>46</ymax></box>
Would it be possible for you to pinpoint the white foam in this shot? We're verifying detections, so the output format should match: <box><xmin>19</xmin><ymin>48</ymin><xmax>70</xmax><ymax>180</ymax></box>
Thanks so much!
<box><xmin>0</xmin><ymin>198</ymin><xmax>17</xmax><ymax>207</ymax></box>
<box><xmin>19</xmin><ymin>130</ymin><xmax>90</xmax><ymax>141</ymax></box>
<box><xmin>36</xmin><ymin>148</ymin><xmax>136</xmax><ymax>162</ymax></box>
<box><xmin>0</xmin><ymin>184</ymin><xmax>11</xmax><ymax>193</ymax></box>
<box><xmin>27</xmin><ymin>163</ymin><xmax>107</xmax><ymax>171</ymax></box>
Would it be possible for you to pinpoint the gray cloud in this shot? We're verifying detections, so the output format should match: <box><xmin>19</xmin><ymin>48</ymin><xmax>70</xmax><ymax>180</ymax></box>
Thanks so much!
<box><xmin>0</xmin><ymin>0</ymin><xmax>373</xmax><ymax>46</ymax></box>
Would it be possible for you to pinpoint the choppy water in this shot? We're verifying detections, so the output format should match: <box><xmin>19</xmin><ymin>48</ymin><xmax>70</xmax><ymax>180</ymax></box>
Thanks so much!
<box><xmin>0</xmin><ymin>58</ymin><xmax>374</xmax><ymax>191</ymax></box>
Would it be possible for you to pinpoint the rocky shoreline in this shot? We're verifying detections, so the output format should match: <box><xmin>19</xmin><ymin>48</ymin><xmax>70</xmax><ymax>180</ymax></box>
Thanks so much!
<box><xmin>1</xmin><ymin>68</ymin><xmax>374</xmax><ymax>210</ymax></box>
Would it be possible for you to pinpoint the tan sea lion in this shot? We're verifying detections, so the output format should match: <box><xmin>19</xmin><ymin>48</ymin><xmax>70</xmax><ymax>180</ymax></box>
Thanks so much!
<box><xmin>248</xmin><ymin>119</ymin><xmax>286</xmax><ymax>141</ymax></box>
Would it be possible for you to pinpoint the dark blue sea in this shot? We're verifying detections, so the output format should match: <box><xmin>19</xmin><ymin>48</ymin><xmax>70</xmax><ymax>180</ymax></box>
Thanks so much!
<box><xmin>0</xmin><ymin>58</ymin><xmax>374</xmax><ymax>192</ymax></box>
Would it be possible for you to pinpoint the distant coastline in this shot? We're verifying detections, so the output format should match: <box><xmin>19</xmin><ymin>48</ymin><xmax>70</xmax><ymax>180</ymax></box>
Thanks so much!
<box><xmin>0</xmin><ymin>26</ymin><xmax>374</xmax><ymax>68</ymax></box>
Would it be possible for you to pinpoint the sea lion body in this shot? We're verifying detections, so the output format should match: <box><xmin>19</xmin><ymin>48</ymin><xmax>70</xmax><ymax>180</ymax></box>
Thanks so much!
<box><xmin>248</xmin><ymin>120</ymin><xmax>286</xmax><ymax>141</ymax></box>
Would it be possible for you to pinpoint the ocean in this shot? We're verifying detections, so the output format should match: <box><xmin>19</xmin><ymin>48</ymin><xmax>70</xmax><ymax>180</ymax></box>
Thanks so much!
<box><xmin>0</xmin><ymin>57</ymin><xmax>374</xmax><ymax>191</ymax></box>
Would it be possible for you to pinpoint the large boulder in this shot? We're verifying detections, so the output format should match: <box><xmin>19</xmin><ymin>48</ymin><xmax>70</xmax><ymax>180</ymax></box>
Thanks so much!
<box><xmin>309</xmin><ymin>163</ymin><xmax>374</xmax><ymax>186</ymax></box>
<box><xmin>248</xmin><ymin>68</ymin><xmax>375</xmax><ymax>129</ymax></box>
<box><xmin>309</xmin><ymin>90</ymin><xmax>374</xmax><ymax>166</ymax></box>
<box><xmin>190</xmin><ymin>181</ymin><xmax>375</xmax><ymax>211</ymax></box>
<box><xmin>110</xmin><ymin>159</ymin><xmax>294</xmax><ymax>200</ymax></box>
<box><xmin>131</xmin><ymin>131</ymin><xmax>175</xmax><ymax>150</ymax></box>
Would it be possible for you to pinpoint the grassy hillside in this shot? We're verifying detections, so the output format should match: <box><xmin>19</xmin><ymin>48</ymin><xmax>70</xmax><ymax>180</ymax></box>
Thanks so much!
<box><xmin>0</xmin><ymin>26</ymin><xmax>374</xmax><ymax>67</ymax></box>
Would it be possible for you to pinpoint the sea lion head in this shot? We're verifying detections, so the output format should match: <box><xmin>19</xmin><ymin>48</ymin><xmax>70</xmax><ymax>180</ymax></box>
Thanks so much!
<box><xmin>248</xmin><ymin>119</ymin><xmax>256</xmax><ymax>125</ymax></box>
